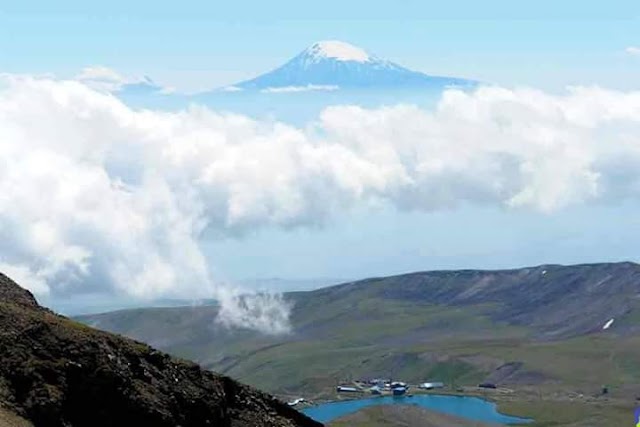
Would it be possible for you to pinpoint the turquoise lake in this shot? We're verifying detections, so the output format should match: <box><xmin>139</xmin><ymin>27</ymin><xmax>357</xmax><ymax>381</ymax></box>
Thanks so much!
<box><xmin>301</xmin><ymin>394</ymin><xmax>532</xmax><ymax>424</ymax></box>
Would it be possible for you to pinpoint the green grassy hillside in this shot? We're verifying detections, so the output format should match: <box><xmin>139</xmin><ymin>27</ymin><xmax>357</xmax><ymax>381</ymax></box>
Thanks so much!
<box><xmin>77</xmin><ymin>262</ymin><xmax>640</xmax><ymax>425</ymax></box>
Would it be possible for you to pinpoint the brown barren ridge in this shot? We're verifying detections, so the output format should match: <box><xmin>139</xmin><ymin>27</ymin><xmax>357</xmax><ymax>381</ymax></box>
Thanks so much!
<box><xmin>0</xmin><ymin>272</ymin><xmax>322</xmax><ymax>427</ymax></box>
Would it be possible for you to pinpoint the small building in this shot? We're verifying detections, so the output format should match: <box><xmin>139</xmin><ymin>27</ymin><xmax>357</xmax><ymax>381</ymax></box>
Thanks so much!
<box><xmin>419</xmin><ymin>382</ymin><xmax>445</xmax><ymax>390</ymax></box>
<box><xmin>337</xmin><ymin>386</ymin><xmax>359</xmax><ymax>393</ymax></box>
<box><xmin>390</xmin><ymin>381</ymin><xmax>407</xmax><ymax>388</ymax></box>
<box><xmin>287</xmin><ymin>398</ymin><xmax>305</xmax><ymax>406</ymax></box>
<box><xmin>370</xmin><ymin>386</ymin><xmax>382</xmax><ymax>395</ymax></box>
<box><xmin>392</xmin><ymin>386</ymin><xmax>407</xmax><ymax>396</ymax></box>
<box><xmin>478</xmin><ymin>383</ymin><xmax>497</xmax><ymax>389</ymax></box>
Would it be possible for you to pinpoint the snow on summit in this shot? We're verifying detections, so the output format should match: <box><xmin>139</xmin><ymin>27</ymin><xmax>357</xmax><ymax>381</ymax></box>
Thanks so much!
<box><xmin>306</xmin><ymin>41</ymin><xmax>370</xmax><ymax>63</ymax></box>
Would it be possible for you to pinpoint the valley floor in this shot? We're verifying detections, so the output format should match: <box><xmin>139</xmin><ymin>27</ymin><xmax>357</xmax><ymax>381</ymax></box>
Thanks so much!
<box><xmin>496</xmin><ymin>393</ymin><xmax>634</xmax><ymax>427</ymax></box>
<box><xmin>299</xmin><ymin>388</ymin><xmax>635</xmax><ymax>427</ymax></box>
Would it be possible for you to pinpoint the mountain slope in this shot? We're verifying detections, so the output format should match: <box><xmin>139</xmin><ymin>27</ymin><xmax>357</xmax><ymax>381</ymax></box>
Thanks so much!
<box><xmin>76</xmin><ymin>262</ymin><xmax>640</xmax><ymax>403</ymax></box>
<box><xmin>0</xmin><ymin>272</ymin><xmax>321</xmax><ymax>427</ymax></box>
<box><xmin>293</xmin><ymin>261</ymin><xmax>640</xmax><ymax>340</ymax></box>
<box><xmin>231</xmin><ymin>40</ymin><xmax>476</xmax><ymax>91</ymax></box>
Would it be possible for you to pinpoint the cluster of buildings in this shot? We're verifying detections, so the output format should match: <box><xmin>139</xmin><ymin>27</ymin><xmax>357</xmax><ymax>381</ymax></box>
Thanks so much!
<box><xmin>336</xmin><ymin>379</ymin><xmax>445</xmax><ymax>396</ymax></box>
<box><xmin>369</xmin><ymin>380</ymin><xmax>408</xmax><ymax>396</ymax></box>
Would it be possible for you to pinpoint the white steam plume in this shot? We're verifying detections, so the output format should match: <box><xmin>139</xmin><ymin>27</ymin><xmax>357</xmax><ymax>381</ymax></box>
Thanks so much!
<box><xmin>215</xmin><ymin>288</ymin><xmax>293</xmax><ymax>335</ymax></box>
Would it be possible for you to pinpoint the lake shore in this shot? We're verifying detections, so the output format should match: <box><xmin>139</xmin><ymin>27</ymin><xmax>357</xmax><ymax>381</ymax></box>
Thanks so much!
<box><xmin>327</xmin><ymin>404</ymin><xmax>503</xmax><ymax>427</ymax></box>
<box><xmin>300</xmin><ymin>392</ymin><xmax>529</xmax><ymax>425</ymax></box>
<box><xmin>292</xmin><ymin>385</ymin><xmax>636</xmax><ymax>427</ymax></box>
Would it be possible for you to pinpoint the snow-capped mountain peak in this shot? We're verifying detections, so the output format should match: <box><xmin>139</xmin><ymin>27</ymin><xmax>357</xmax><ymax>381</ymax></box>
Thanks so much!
<box><xmin>229</xmin><ymin>40</ymin><xmax>477</xmax><ymax>91</ymax></box>
<box><xmin>305</xmin><ymin>41</ymin><xmax>371</xmax><ymax>63</ymax></box>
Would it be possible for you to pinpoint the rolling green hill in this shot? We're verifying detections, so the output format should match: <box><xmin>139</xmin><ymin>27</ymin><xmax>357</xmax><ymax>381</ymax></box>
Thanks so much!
<box><xmin>77</xmin><ymin>262</ymin><xmax>640</xmax><ymax>425</ymax></box>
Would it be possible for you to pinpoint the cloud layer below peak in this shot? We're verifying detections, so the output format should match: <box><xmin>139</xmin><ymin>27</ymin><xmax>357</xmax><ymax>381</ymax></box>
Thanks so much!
<box><xmin>1</xmin><ymin>76</ymin><xmax>640</xmax><ymax>332</ymax></box>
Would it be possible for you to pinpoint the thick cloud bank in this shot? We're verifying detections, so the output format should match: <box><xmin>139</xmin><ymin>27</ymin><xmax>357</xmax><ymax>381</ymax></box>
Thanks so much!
<box><xmin>1</xmin><ymin>76</ymin><xmax>640</xmax><ymax>332</ymax></box>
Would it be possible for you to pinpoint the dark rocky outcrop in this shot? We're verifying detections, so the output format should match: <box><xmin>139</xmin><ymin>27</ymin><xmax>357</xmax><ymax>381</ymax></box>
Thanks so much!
<box><xmin>0</xmin><ymin>273</ymin><xmax>322</xmax><ymax>427</ymax></box>
<box><xmin>0</xmin><ymin>274</ymin><xmax>38</xmax><ymax>309</ymax></box>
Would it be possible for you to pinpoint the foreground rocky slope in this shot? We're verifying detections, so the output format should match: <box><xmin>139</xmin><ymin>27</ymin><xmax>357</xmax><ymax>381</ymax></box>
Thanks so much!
<box><xmin>0</xmin><ymin>273</ymin><xmax>321</xmax><ymax>427</ymax></box>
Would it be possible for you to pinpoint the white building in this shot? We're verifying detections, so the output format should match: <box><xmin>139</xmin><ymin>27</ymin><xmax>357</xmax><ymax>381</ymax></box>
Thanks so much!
<box><xmin>419</xmin><ymin>382</ymin><xmax>445</xmax><ymax>389</ymax></box>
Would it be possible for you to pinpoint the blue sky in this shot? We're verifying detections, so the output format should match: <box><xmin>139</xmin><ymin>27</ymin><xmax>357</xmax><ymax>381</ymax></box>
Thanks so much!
<box><xmin>2</xmin><ymin>1</ymin><xmax>639</xmax><ymax>91</ymax></box>
<box><xmin>204</xmin><ymin>203</ymin><xmax>640</xmax><ymax>282</ymax></box>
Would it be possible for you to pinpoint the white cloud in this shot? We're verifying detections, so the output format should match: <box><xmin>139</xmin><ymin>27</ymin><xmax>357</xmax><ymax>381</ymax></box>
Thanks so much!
<box><xmin>74</xmin><ymin>66</ymin><xmax>161</xmax><ymax>94</ymax></box>
<box><xmin>75</xmin><ymin>66</ymin><xmax>129</xmax><ymax>92</ymax></box>
<box><xmin>76</xmin><ymin>66</ymin><xmax>125</xmax><ymax>83</ymax></box>
<box><xmin>261</xmin><ymin>84</ymin><xmax>339</xmax><ymax>93</ymax></box>
<box><xmin>625</xmin><ymin>46</ymin><xmax>640</xmax><ymax>55</ymax></box>
<box><xmin>2</xmin><ymin>76</ymin><xmax>640</xmax><ymax>332</ymax></box>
